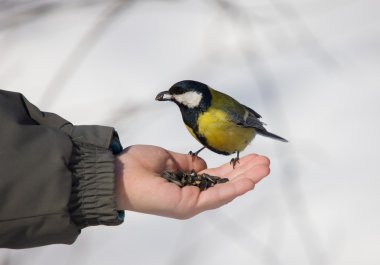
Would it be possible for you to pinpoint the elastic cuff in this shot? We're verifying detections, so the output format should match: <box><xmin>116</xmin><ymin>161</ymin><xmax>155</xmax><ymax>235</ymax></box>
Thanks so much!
<box><xmin>68</xmin><ymin>130</ymin><xmax>124</xmax><ymax>228</ymax></box>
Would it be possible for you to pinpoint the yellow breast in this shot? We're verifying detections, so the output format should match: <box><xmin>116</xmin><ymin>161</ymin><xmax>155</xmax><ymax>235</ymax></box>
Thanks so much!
<box><xmin>196</xmin><ymin>108</ymin><xmax>255</xmax><ymax>154</ymax></box>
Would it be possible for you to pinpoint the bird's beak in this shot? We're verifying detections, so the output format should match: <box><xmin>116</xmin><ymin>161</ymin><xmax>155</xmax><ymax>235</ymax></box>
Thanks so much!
<box><xmin>155</xmin><ymin>91</ymin><xmax>173</xmax><ymax>101</ymax></box>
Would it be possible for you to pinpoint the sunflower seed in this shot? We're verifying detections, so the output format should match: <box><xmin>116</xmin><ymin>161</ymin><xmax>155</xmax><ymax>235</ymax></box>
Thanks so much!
<box><xmin>160</xmin><ymin>170</ymin><xmax>229</xmax><ymax>191</ymax></box>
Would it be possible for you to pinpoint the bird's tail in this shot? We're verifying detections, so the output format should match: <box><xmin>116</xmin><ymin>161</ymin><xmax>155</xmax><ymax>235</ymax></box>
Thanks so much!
<box><xmin>257</xmin><ymin>129</ymin><xmax>288</xmax><ymax>142</ymax></box>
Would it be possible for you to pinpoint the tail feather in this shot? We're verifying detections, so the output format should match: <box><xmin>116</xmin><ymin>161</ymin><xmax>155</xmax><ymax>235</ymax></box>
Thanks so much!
<box><xmin>257</xmin><ymin>129</ymin><xmax>288</xmax><ymax>142</ymax></box>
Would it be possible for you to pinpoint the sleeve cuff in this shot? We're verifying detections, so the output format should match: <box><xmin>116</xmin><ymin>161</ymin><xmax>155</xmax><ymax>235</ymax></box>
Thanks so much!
<box><xmin>67</xmin><ymin>126</ymin><xmax>124</xmax><ymax>229</ymax></box>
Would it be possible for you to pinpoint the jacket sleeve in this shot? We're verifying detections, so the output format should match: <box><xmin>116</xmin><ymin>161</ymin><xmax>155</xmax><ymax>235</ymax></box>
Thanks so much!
<box><xmin>0</xmin><ymin>90</ymin><xmax>124</xmax><ymax>249</ymax></box>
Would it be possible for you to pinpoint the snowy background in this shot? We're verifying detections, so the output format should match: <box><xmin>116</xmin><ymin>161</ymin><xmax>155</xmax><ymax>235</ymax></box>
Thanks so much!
<box><xmin>1</xmin><ymin>0</ymin><xmax>379</xmax><ymax>264</ymax></box>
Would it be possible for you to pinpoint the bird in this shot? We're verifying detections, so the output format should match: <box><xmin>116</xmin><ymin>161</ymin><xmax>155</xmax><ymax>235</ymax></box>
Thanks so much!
<box><xmin>155</xmin><ymin>80</ymin><xmax>287</xmax><ymax>168</ymax></box>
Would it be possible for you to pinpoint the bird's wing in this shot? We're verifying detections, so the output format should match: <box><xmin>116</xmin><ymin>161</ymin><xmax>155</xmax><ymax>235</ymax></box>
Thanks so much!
<box><xmin>226</xmin><ymin>105</ymin><xmax>266</xmax><ymax>130</ymax></box>
<box><xmin>241</xmin><ymin>104</ymin><xmax>262</xmax><ymax>119</ymax></box>
<box><xmin>227</xmin><ymin>107</ymin><xmax>288</xmax><ymax>141</ymax></box>
<box><xmin>212</xmin><ymin>88</ymin><xmax>265</xmax><ymax>129</ymax></box>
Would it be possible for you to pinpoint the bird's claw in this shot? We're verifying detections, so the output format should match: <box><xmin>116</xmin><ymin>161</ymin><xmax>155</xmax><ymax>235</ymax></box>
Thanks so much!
<box><xmin>230</xmin><ymin>157</ymin><xmax>240</xmax><ymax>169</ymax></box>
<box><xmin>189</xmin><ymin>147</ymin><xmax>205</xmax><ymax>161</ymax></box>
<box><xmin>189</xmin><ymin>150</ymin><xmax>198</xmax><ymax>161</ymax></box>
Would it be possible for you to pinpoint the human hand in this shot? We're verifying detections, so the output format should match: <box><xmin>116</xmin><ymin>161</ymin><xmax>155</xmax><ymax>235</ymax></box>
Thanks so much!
<box><xmin>115</xmin><ymin>145</ymin><xmax>270</xmax><ymax>219</ymax></box>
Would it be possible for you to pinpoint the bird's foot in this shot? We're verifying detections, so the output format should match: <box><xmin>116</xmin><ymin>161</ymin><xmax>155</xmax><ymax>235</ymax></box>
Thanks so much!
<box><xmin>188</xmin><ymin>147</ymin><xmax>206</xmax><ymax>161</ymax></box>
<box><xmin>230</xmin><ymin>157</ymin><xmax>240</xmax><ymax>168</ymax></box>
<box><xmin>189</xmin><ymin>150</ymin><xmax>199</xmax><ymax>161</ymax></box>
<box><xmin>230</xmin><ymin>152</ymin><xmax>241</xmax><ymax>169</ymax></box>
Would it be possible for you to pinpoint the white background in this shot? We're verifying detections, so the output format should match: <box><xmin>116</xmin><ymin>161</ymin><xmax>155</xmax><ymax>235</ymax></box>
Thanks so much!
<box><xmin>1</xmin><ymin>0</ymin><xmax>379</xmax><ymax>264</ymax></box>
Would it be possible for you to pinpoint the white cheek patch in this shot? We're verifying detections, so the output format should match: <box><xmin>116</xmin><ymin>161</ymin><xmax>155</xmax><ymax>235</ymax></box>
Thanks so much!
<box><xmin>173</xmin><ymin>91</ymin><xmax>202</xmax><ymax>108</ymax></box>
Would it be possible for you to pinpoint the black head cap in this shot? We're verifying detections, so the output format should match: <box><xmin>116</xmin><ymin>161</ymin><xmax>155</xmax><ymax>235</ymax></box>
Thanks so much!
<box><xmin>169</xmin><ymin>80</ymin><xmax>209</xmax><ymax>95</ymax></box>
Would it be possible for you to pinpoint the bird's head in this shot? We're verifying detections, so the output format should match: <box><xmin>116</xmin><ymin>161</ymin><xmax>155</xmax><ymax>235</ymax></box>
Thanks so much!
<box><xmin>155</xmin><ymin>80</ymin><xmax>211</xmax><ymax>110</ymax></box>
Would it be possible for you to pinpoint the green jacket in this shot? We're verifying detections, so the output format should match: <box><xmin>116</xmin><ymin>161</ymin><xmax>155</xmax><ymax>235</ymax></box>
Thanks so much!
<box><xmin>0</xmin><ymin>90</ymin><xmax>124</xmax><ymax>249</ymax></box>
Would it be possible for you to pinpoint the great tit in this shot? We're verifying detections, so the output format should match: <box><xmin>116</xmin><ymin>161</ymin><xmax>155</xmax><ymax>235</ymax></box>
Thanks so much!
<box><xmin>155</xmin><ymin>80</ymin><xmax>287</xmax><ymax>167</ymax></box>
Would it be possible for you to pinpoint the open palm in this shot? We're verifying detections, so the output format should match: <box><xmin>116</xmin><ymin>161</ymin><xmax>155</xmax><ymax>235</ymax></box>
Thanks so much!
<box><xmin>115</xmin><ymin>145</ymin><xmax>270</xmax><ymax>219</ymax></box>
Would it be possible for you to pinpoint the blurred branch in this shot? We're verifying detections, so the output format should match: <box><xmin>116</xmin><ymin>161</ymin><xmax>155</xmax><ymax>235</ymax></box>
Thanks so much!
<box><xmin>0</xmin><ymin>1</ymin><xmax>59</xmax><ymax>30</ymax></box>
<box><xmin>269</xmin><ymin>0</ymin><xmax>339</xmax><ymax>68</ymax></box>
<box><xmin>38</xmin><ymin>0</ymin><xmax>132</xmax><ymax>109</ymax></box>
<box><xmin>0</xmin><ymin>1</ymin><xmax>107</xmax><ymax>30</ymax></box>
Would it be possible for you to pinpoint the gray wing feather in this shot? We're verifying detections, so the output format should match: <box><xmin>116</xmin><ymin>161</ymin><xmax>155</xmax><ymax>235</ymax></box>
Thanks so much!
<box><xmin>227</xmin><ymin>105</ymin><xmax>288</xmax><ymax>142</ymax></box>
<box><xmin>241</xmin><ymin>104</ymin><xmax>262</xmax><ymax>118</ymax></box>
<box><xmin>226</xmin><ymin>107</ymin><xmax>265</xmax><ymax>130</ymax></box>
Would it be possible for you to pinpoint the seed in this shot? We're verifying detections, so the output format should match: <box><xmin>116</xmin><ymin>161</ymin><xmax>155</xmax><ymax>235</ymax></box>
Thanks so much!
<box><xmin>217</xmin><ymin>178</ymin><xmax>229</xmax><ymax>184</ymax></box>
<box><xmin>160</xmin><ymin>170</ymin><xmax>229</xmax><ymax>191</ymax></box>
<box><xmin>199</xmin><ymin>179</ymin><xmax>208</xmax><ymax>191</ymax></box>
<box><xmin>203</xmin><ymin>174</ymin><xmax>217</xmax><ymax>184</ymax></box>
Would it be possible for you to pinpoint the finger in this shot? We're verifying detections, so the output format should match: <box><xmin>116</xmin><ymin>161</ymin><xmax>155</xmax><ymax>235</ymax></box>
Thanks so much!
<box><xmin>196</xmin><ymin>177</ymin><xmax>255</xmax><ymax>212</ymax></box>
<box><xmin>230</xmin><ymin>155</ymin><xmax>271</xmax><ymax>181</ymax></box>
<box><xmin>188</xmin><ymin>155</ymin><xmax>208</xmax><ymax>172</ymax></box>
<box><xmin>200</xmin><ymin>153</ymin><xmax>268</xmax><ymax>178</ymax></box>
<box><xmin>241</xmin><ymin>163</ymin><xmax>271</xmax><ymax>183</ymax></box>
<box><xmin>166</xmin><ymin>151</ymin><xmax>207</xmax><ymax>172</ymax></box>
<box><xmin>200</xmin><ymin>161</ymin><xmax>232</xmax><ymax>177</ymax></box>
<box><xmin>233</xmin><ymin>154</ymin><xmax>270</xmax><ymax>170</ymax></box>
<box><xmin>195</xmin><ymin>154</ymin><xmax>270</xmax><ymax>212</ymax></box>
<box><xmin>203</xmin><ymin>154</ymin><xmax>260</xmax><ymax>177</ymax></box>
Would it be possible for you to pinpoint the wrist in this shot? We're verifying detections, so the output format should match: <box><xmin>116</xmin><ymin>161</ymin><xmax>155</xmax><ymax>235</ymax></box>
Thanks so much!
<box><xmin>115</xmin><ymin>155</ymin><xmax>125</xmax><ymax>210</ymax></box>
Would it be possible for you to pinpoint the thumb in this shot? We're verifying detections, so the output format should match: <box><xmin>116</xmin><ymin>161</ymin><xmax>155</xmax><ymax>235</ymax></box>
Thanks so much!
<box><xmin>168</xmin><ymin>151</ymin><xmax>207</xmax><ymax>172</ymax></box>
<box><xmin>188</xmin><ymin>154</ymin><xmax>207</xmax><ymax>172</ymax></box>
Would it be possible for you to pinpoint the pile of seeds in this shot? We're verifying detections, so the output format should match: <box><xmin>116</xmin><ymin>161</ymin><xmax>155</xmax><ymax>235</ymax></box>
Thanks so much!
<box><xmin>160</xmin><ymin>170</ymin><xmax>229</xmax><ymax>191</ymax></box>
